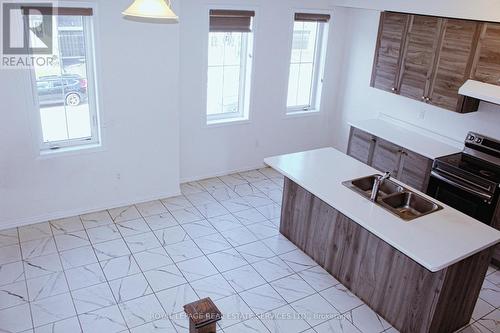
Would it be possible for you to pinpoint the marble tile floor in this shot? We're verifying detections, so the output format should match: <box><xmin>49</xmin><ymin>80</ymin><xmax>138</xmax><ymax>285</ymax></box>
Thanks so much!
<box><xmin>0</xmin><ymin>168</ymin><xmax>499</xmax><ymax>333</ymax></box>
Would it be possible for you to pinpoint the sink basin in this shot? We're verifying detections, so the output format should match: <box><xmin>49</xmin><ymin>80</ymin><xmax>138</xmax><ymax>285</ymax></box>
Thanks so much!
<box><xmin>380</xmin><ymin>192</ymin><xmax>443</xmax><ymax>221</ymax></box>
<box><xmin>343</xmin><ymin>175</ymin><xmax>442</xmax><ymax>221</ymax></box>
<box><xmin>344</xmin><ymin>175</ymin><xmax>404</xmax><ymax>198</ymax></box>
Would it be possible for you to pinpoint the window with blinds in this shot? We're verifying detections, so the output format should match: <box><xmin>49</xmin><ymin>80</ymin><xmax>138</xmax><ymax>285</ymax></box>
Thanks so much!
<box><xmin>206</xmin><ymin>10</ymin><xmax>255</xmax><ymax>124</ymax></box>
<box><xmin>286</xmin><ymin>13</ymin><xmax>330</xmax><ymax>114</ymax></box>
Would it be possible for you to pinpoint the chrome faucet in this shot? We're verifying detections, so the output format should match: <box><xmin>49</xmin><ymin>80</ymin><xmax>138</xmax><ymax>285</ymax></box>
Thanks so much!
<box><xmin>370</xmin><ymin>172</ymin><xmax>391</xmax><ymax>202</ymax></box>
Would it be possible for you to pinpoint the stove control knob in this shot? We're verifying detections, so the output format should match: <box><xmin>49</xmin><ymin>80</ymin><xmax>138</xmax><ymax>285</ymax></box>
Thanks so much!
<box><xmin>476</xmin><ymin>138</ymin><xmax>482</xmax><ymax>144</ymax></box>
<box><xmin>468</xmin><ymin>135</ymin><xmax>475</xmax><ymax>141</ymax></box>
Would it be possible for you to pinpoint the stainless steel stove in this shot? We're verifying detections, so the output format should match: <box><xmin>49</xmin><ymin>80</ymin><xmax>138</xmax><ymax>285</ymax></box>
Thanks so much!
<box><xmin>427</xmin><ymin>132</ymin><xmax>500</xmax><ymax>225</ymax></box>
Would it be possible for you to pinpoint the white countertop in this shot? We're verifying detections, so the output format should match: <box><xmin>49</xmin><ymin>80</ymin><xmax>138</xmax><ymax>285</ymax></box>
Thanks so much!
<box><xmin>265</xmin><ymin>148</ymin><xmax>500</xmax><ymax>272</ymax></box>
<box><xmin>349</xmin><ymin>118</ymin><xmax>462</xmax><ymax>159</ymax></box>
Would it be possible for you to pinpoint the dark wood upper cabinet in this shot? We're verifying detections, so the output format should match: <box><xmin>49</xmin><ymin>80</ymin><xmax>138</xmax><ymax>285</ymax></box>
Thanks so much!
<box><xmin>398</xmin><ymin>15</ymin><xmax>442</xmax><ymax>101</ymax></box>
<box><xmin>371</xmin><ymin>12</ymin><xmax>410</xmax><ymax>93</ymax></box>
<box><xmin>429</xmin><ymin>19</ymin><xmax>481</xmax><ymax>111</ymax></box>
<box><xmin>472</xmin><ymin>22</ymin><xmax>500</xmax><ymax>85</ymax></box>
<box><xmin>370</xmin><ymin>12</ymin><xmax>497</xmax><ymax>114</ymax></box>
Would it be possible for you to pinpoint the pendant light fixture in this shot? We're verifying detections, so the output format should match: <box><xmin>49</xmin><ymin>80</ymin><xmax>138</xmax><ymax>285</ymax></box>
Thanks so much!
<box><xmin>122</xmin><ymin>0</ymin><xmax>178</xmax><ymax>21</ymax></box>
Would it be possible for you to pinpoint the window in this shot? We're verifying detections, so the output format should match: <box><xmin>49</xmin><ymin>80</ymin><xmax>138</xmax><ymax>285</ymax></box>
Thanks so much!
<box><xmin>286</xmin><ymin>13</ymin><xmax>330</xmax><ymax>114</ymax></box>
<box><xmin>206</xmin><ymin>10</ymin><xmax>254</xmax><ymax>124</ymax></box>
<box><xmin>27</xmin><ymin>7</ymin><xmax>100</xmax><ymax>151</ymax></box>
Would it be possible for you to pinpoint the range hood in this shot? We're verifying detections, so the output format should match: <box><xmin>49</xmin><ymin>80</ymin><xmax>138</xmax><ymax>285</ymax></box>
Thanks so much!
<box><xmin>459</xmin><ymin>80</ymin><xmax>500</xmax><ymax>105</ymax></box>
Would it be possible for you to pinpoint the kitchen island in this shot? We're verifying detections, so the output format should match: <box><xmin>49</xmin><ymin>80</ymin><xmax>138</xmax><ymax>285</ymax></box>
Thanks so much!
<box><xmin>264</xmin><ymin>148</ymin><xmax>500</xmax><ymax>333</ymax></box>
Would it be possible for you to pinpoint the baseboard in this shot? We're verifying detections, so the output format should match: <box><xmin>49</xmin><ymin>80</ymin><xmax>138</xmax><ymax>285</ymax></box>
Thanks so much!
<box><xmin>1</xmin><ymin>189</ymin><xmax>181</xmax><ymax>231</ymax></box>
<box><xmin>180</xmin><ymin>163</ymin><xmax>267</xmax><ymax>183</ymax></box>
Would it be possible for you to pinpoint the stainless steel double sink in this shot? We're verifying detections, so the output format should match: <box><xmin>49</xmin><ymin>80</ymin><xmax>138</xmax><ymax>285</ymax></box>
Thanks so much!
<box><xmin>342</xmin><ymin>175</ymin><xmax>443</xmax><ymax>221</ymax></box>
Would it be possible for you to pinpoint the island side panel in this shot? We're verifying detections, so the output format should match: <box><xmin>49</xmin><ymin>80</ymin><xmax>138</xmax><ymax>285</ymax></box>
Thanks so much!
<box><xmin>334</xmin><ymin>218</ymin><xmax>448</xmax><ymax>333</ymax></box>
<box><xmin>280</xmin><ymin>177</ymin><xmax>490</xmax><ymax>333</ymax></box>
<box><xmin>281</xmin><ymin>177</ymin><xmax>345</xmax><ymax>268</ymax></box>
<box><xmin>429</xmin><ymin>248</ymin><xmax>491</xmax><ymax>332</ymax></box>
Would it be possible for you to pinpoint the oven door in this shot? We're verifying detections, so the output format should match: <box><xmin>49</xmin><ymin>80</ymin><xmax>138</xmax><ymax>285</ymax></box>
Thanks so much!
<box><xmin>427</xmin><ymin>171</ymin><xmax>497</xmax><ymax>224</ymax></box>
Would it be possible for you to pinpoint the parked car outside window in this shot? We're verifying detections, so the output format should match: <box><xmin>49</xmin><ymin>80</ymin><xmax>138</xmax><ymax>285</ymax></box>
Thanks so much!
<box><xmin>36</xmin><ymin>74</ymin><xmax>88</xmax><ymax>107</ymax></box>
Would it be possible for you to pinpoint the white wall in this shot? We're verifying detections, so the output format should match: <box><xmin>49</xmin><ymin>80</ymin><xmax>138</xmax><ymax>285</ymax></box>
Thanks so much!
<box><xmin>0</xmin><ymin>0</ymin><xmax>181</xmax><ymax>229</ymax></box>
<box><xmin>179</xmin><ymin>0</ymin><xmax>338</xmax><ymax>181</ymax></box>
<box><xmin>329</xmin><ymin>7</ymin><xmax>500</xmax><ymax>152</ymax></box>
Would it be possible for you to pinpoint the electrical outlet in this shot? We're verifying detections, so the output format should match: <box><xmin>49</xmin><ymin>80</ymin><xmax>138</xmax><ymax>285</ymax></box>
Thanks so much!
<box><xmin>116</xmin><ymin>173</ymin><xmax>121</xmax><ymax>180</ymax></box>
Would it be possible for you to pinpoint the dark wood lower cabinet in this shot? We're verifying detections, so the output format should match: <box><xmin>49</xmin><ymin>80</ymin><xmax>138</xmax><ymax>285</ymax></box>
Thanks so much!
<box><xmin>346</xmin><ymin>127</ymin><xmax>433</xmax><ymax>193</ymax></box>
<box><xmin>280</xmin><ymin>177</ymin><xmax>491</xmax><ymax>333</ymax></box>
<box><xmin>371</xmin><ymin>137</ymin><xmax>401</xmax><ymax>176</ymax></box>
<box><xmin>492</xmin><ymin>201</ymin><xmax>500</xmax><ymax>266</ymax></box>
<box><xmin>398</xmin><ymin>150</ymin><xmax>433</xmax><ymax>192</ymax></box>
<box><xmin>347</xmin><ymin>127</ymin><xmax>376</xmax><ymax>165</ymax></box>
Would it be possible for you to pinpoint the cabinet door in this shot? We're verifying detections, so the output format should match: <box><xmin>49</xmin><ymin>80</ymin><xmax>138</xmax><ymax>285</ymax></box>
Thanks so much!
<box><xmin>472</xmin><ymin>22</ymin><xmax>500</xmax><ymax>86</ymax></box>
<box><xmin>398</xmin><ymin>150</ymin><xmax>433</xmax><ymax>192</ymax></box>
<box><xmin>428</xmin><ymin>19</ymin><xmax>480</xmax><ymax>112</ymax></box>
<box><xmin>347</xmin><ymin>127</ymin><xmax>375</xmax><ymax>165</ymax></box>
<box><xmin>397</xmin><ymin>15</ymin><xmax>443</xmax><ymax>101</ymax></box>
<box><xmin>371</xmin><ymin>12</ymin><xmax>410</xmax><ymax>93</ymax></box>
<box><xmin>371</xmin><ymin>138</ymin><xmax>401</xmax><ymax>176</ymax></box>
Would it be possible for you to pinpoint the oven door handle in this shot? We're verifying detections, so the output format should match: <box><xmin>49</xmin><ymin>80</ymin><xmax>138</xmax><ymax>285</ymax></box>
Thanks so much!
<box><xmin>431</xmin><ymin>171</ymin><xmax>493</xmax><ymax>202</ymax></box>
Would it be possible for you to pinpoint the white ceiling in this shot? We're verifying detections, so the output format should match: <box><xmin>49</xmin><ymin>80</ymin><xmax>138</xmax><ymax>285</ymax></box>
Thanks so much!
<box><xmin>329</xmin><ymin>0</ymin><xmax>500</xmax><ymax>22</ymax></box>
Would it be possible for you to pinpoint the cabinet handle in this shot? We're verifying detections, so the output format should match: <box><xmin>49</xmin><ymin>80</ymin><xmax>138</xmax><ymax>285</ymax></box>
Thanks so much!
<box><xmin>426</xmin><ymin>97</ymin><xmax>431</xmax><ymax>102</ymax></box>
<box><xmin>391</xmin><ymin>87</ymin><xmax>398</xmax><ymax>92</ymax></box>
<box><xmin>421</xmin><ymin>96</ymin><xmax>426</xmax><ymax>101</ymax></box>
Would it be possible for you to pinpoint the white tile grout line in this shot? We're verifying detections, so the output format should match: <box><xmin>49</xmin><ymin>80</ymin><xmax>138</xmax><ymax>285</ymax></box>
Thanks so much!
<box><xmin>47</xmin><ymin>217</ymin><xmax>85</xmax><ymax>333</ymax></box>
<box><xmin>111</xmin><ymin>202</ymin><xmax>176</xmax><ymax>332</ymax></box>
<box><xmin>75</xmin><ymin>211</ymin><xmax>132</xmax><ymax>332</ymax></box>
<box><xmin>17</xmin><ymin>227</ymin><xmax>36</xmax><ymax>333</ymax></box>
<box><xmin>1</xmin><ymin>169</ymin><xmax>499</xmax><ymax>333</ymax></box>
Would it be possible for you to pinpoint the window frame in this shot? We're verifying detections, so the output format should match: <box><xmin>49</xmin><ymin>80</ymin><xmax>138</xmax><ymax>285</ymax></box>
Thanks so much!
<box><xmin>286</xmin><ymin>15</ymin><xmax>329</xmax><ymax>115</ymax></box>
<box><xmin>206</xmin><ymin>32</ymin><xmax>250</xmax><ymax>123</ymax></box>
<box><xmin>205</xmin><ymin>7</ymin><xmax>255</xmax><ymax>126</ymax></box>
<box><xmin>27</xmin><ymin>4</ymin><xmax>101</xmax><ymax>153</ymax></box>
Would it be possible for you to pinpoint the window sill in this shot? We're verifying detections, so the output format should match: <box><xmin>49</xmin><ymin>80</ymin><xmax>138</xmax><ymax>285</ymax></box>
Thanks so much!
<box><xmin>285</xmin><ymin>109</ymin><xmax>321</xmax><ymax>118</ymax></box>
<box><xmin>38</xmin><ymin>143</ymin><xmax>104</xmax><ymax>159</ymax></box>
<box><xmin>206</xmin><ymin>116</ymin><xmax>250</xmax><ymax>127</ymax></box>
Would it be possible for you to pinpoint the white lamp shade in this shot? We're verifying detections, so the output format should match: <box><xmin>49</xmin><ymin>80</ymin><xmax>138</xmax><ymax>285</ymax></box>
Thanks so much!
<box><xmin>122</xmin><ymin>0</ymin><xmax>178</xmax><ymax>20</ymax></box>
